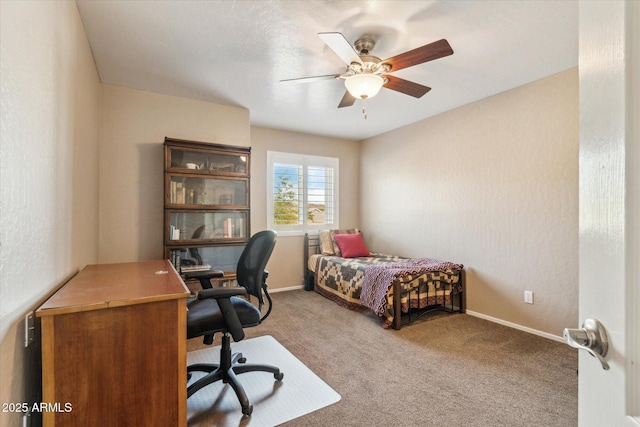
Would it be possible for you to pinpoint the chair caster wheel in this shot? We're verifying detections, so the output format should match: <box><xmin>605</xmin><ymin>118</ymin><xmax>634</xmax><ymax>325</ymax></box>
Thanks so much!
<box><xmin>274</xmin><ymin>372</ymin><xmax>284</xmax><ymax>381</ymax></box>
<box><xmin>238</xmin><ymin>357</ymin><xmax>247</xmax><ymax>363</ymax></box>
<box><xmin>242</xmin><ymin>405</ymin><xmax>253</xmax><ymax>416</ymax></box>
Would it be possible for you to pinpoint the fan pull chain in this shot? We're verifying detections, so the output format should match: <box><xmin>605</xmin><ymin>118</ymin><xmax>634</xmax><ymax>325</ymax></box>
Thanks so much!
<box><xmin>362</xmin><ymin>97</ymin><xmax>368</xmax><ymax>120</ymax></box>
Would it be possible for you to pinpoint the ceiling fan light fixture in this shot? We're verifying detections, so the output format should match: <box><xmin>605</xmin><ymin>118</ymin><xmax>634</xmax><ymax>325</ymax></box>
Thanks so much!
<box><xmin>344</xmin><ymin>74</ymin><xmax>384</xmax><ymax>99</ymax></box>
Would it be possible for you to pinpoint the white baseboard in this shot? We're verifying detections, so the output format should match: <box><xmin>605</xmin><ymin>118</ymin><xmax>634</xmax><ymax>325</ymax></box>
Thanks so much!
<box><xmin>269</xmin><ymin>285</ymin><xmax>304</xmax><ymax>293</ymax></box>
<box><xmin>465</xmin><ymin>310</ymin><xmax>564</xmax><ymax>343</ymax></box>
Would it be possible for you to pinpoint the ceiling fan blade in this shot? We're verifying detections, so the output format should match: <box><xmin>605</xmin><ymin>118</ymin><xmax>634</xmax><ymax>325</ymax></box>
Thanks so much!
<box><xmin>383</xmin><ymin>75</ymin><xmax>431</xmax><ymax>98</ymax></box>
<box><xmin>318</xmin><ymin>32</ymin><xmax>363</xmax><ymax>65</ymax></box>
<box><xmin>280</xmin><ymin>74</ymin><xmax>341</xmax><ymax>84</ymax></box>
<box><xmin>338</xmin><ymin>90</ymin><xmax>356</xmax><ymax>108</ymax></box>
<box><xmin>382</xmin><ymin>39</ymin><xmax>453</xmax><ymax>72</ymax></box>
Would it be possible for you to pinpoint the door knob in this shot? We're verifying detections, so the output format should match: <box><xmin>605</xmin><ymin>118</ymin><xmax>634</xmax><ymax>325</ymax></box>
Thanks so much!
<box><xmin>563</xmin><ymin>318</ymin><xmax>609</xmax><ymax>370</ymax></box>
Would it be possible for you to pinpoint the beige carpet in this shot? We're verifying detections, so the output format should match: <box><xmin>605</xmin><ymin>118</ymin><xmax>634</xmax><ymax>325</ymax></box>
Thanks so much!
<box><xmin>186</xmin><ymin>335</ymin><xmax>341</xmax><ymax>426</ymax></box>
<box><xmin>188</xmin><ymin>290</ymin><xmax>578</xmax><ymax>426</ymax></box>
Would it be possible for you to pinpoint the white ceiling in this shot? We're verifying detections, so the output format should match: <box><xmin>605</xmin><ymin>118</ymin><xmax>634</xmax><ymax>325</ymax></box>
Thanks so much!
<box><xmin>75</xmin><ymin>0</ymin><xmax>578</xmax><ymax>141</ymax></box>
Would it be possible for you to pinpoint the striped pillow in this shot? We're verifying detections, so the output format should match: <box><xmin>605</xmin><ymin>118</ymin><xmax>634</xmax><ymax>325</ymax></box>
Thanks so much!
<box><xmin>319</xmin><ymin>230</ymin><xmax>334</xmax><ymax>255</ymax></box>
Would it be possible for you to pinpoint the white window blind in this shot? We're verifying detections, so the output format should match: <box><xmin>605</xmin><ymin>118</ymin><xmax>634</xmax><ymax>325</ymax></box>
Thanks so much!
<box><xmin>267</xmin><ymin>151</ymin><xmax>339</xmax><ymax>234</ymax></box>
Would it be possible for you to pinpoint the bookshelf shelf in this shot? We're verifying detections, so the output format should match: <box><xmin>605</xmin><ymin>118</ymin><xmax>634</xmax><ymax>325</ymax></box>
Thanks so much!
<box><xmin>164</xmin><ymin>137</ymin><xmax>250</xmax><ymax>275</ymax></box>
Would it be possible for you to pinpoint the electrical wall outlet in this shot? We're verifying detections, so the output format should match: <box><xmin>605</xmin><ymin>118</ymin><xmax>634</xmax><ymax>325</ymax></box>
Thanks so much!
<box><xmin>24</xmin><ymin>312</ymin><xmax>34</xmax><ymax>347</ymax></box>
<box><xmin>524</xmin><ymin>290</ymin><xmax>534</xmax><ymax>304</ymax></box>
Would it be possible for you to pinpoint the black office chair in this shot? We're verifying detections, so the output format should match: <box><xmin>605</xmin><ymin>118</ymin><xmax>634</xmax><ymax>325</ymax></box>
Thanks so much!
<box><xmin>186</xmin><ymin>230</ymin><xmax>283</xmax><ymax>416</ymax></box>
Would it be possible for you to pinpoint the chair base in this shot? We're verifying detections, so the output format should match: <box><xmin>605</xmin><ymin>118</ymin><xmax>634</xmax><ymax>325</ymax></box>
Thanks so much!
<box><xmin>187</xmin><ymin>334</ymin><xmax>284</xmax><ymax>417</ymax></box>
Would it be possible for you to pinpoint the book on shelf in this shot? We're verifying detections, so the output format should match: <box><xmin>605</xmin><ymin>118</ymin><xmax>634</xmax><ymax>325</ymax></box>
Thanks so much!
<box><xmin>169</xmin><ymin>249</ymin><xmax>181</xmax><ymax>271</ymax></box>
<box><xmin>237</xmin><ymin>218</ymin><xmax>244</xmax><ymax>237</ymax></box>
<box><xmin>170</xmin><ymin>225</ymin><xmax>180</xmax><ymax>240</ymax></box>
<box><xmin>181</xmin><ymin>264</ymin><xmax>212</xmax><ymax>273</ymax></box>
<box><xmin>171</xmin><ymin>181</ymin><xmax>185</xmax><ymax>204</ymax></box>
<box><xmin>222</xmin><ymin>217</ymin><xmax>245</xmax><ymax>238</ymax></box>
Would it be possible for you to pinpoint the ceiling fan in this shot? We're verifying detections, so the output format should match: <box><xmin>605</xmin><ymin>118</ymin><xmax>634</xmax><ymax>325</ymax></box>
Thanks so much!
<box><xmin>281</xmin><ymin>32</ymin><xmax>454</xmax><ymax>117</ymax></box>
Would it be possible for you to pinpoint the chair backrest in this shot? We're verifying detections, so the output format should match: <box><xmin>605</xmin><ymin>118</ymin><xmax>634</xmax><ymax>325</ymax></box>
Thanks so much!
<box><xmin>236</xmin><ymin>230</ymin><xmax>277</xmax><ymax>306</ymax></box>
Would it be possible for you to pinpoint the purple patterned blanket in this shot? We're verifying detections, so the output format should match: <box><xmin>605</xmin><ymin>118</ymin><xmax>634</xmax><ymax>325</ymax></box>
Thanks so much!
<box><xmin>360</xmin><ymin>258</ymin><xmax>463</xmax><ymax>315</ymax></box>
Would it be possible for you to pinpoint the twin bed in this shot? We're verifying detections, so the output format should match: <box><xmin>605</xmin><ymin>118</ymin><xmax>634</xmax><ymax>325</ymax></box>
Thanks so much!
<box><xmin>304</xmin><ymin>231</ymin><xmax>465</xmax><ymax>330</ymax></box>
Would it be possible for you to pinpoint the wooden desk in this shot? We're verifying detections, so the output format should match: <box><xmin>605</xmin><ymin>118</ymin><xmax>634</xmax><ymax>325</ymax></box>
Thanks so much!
<box><xmin>36</xmin><ymin>260</ymin><xmax>190</xmax><ymax>427</ymax></box>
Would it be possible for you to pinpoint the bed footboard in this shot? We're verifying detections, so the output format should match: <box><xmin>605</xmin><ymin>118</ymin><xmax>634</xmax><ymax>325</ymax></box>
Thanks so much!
<box><xmin>391</xmin><ymin>268</ymin><xmax>465</xmax><ymax>330</ymax></box>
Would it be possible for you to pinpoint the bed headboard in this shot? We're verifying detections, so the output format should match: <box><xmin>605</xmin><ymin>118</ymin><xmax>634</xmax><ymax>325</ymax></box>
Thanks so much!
<box><xmin>303</xmin><ymin>232</ymin><xmax>320</xmax><ymax>275</ymax></box>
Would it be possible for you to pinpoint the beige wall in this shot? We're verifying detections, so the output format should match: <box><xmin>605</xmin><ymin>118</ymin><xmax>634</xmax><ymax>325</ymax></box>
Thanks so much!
<box><xmin>98</xmin><ymin>85</ymin><xmax>250</xmax><ymax>263</ymax></box>
<box><xmin>97</xmin><ymin>86</ymin><xmax>360</xmax><ymax>289</ymax></box>
<box><xmin>360</xmin><ymin>69</ymin><xmax>579</xmax><ymax>336</ymax></box>
<box><xmin>250</xmin><ymin>126</ymin><xmax>360</xmax><ymax>290</ymax></box>
<box><xmin>0</xmin><ymin>1</ymin><xmax>101</xmax><ymax>425</ymax></box>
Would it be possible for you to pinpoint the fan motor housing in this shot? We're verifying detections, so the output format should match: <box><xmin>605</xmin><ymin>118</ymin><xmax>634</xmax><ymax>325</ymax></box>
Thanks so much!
<box><xmin>354</xmin><ymin>36</ymin><xmax>376</xmax><ymax>54</ymax></box>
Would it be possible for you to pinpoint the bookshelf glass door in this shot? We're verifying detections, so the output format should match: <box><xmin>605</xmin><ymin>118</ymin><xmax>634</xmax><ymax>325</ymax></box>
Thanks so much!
<box><xmin>169</xmin><ymin>149</ymin><xmax>248</xmax><ymax>175</ymax></box>
<box><xmin>167</xmin><ymin>211</ymin><xmax>248</xmax><ymax>242</ymax></box>
<box><xmin>168</xmin><ymin>176</ymin><xmax>248</xmax><ymax>207</ymax></box>
<box><xmin>169</xmin><ymin>245</ymin><xmax>244</xmax><ymax>273</ymax></box>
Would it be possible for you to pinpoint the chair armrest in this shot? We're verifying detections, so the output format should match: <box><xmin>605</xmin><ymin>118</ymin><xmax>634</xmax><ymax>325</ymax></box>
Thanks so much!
<box><xmin>216</xmin><ymin>297</ymin><xmax>245</xmax><ymax>341</ymax></box>
<box><xmin>184</xmin><ymin>270</ymin><xmax>225</xmax><ymax>280</ymax></box>
<box><xmin>197</xmin><ymin>286</ymin><xmax>247</xmax><ymax>300</ymax></box>
<box><xmin>195</xmin><ymin>287</ymin><xmax>247</xmax><ymax>341</ymax></box>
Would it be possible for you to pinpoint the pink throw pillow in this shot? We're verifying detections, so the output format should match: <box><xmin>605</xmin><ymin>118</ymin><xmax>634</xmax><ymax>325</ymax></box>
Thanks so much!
<box><xmin>333</xmin><ymin>233</ymin><xmax>370</xmax><ymax>258</ymax></box>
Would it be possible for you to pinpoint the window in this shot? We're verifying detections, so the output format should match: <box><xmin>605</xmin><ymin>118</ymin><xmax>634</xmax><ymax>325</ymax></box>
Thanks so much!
<box><xmin>267</xmin><ymin>151</ymin><xmax>339</xmax><ymax>235</ymax></box>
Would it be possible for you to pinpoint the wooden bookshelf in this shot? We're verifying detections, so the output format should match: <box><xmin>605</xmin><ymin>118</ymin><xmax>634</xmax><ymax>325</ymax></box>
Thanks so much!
<box><xmin>163</xmin><ymin>138</ymin><xmax>251</xmax><ymax>277</ymax></box>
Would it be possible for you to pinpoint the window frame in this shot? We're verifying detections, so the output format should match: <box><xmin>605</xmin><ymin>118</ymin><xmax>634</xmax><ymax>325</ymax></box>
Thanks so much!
<box><xmin>266</xmin><ymin>151</ymin><xmax>339</xmax><ymax>236</ymax></box>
